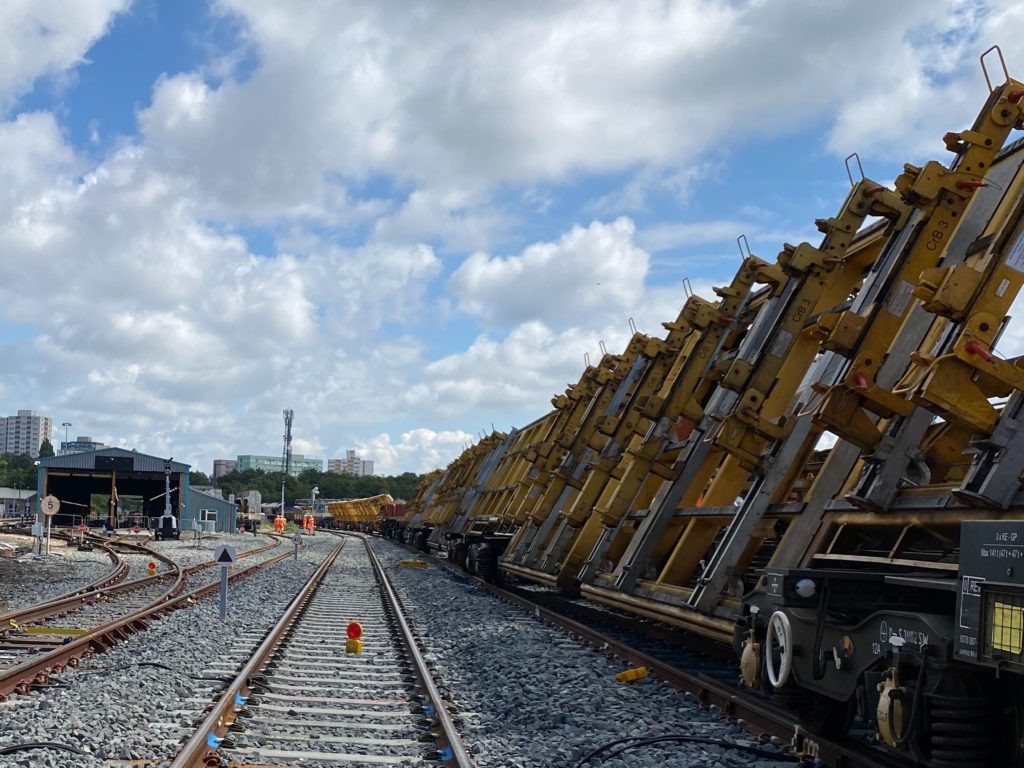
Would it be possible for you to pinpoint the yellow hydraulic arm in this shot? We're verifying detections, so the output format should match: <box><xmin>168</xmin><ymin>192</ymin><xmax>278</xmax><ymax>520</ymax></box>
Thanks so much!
<box><xmin>509</xmin><ymin>335</ymin><xmax>656</xmax><ymax>568</ymax></box>
<box><xmin>587</xmin><ymin>173</ymin><xmax>906</xmax><ymax>596</ymax></box>
<box><xmin>541</xmin><ymin>251</ymin><xmax>786</xmax><ymax>587</ymax></box>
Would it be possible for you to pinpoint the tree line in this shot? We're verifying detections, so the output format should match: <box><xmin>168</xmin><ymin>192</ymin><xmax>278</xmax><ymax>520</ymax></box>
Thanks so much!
<box><xmin>196</xmin><ymin>467</ymin><xmax>424</xmax><ymax>505</ymax></box>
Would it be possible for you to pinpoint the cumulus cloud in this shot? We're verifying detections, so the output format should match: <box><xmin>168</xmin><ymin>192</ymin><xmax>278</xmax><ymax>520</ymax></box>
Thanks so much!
<box><xmin>0</xmin><ymin>122</ymin><xmax>444</xmax><ymax>473</ymax></box>
<box><xmin>355</xmin><ymin>428</ymin><xmax>476</xmax><ymax>474</ymax></box>
<box><xmin>449</xmin><ymin>218</ymin><xmax>648</xmax><ymax>328</ymax></box>
<box><xmin>827</xmin><ymin>1</ymin><xmax>1024</xmax><ymax>159</ymax></box>
<box><xmin>5</xmin><ymin>0</ymin><xmax>1024</xmax><ymax>479</ymax></box>
<box><xmin>132</xmin><ymin>0</ymin><xmax>999</xmax><ymax>227</ymax></box>
<box><xmin>410</xmin><ymin>279</ymin><xmax>693</xmax><ymax>420</ymax></box>
<box><xmin>0</xmin><ymin>0</ymin><xmax>130</xmax><ymax>107</ymax></box>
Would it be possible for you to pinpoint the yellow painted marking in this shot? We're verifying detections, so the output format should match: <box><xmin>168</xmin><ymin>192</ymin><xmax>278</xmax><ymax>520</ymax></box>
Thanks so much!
<box><xmin>24</xmin><ymin>626</ymin><xmax>90</xmax><ymax>636</ymax></box>
<box><xmin>993</xmin><ymin>602</ymin><xmax>1024</xmax><ymax>654</ymax></box>
<box><xmin>615</xmin><ymin>666</ymin><xmax>648</xmax><ymax>683</ymax></box>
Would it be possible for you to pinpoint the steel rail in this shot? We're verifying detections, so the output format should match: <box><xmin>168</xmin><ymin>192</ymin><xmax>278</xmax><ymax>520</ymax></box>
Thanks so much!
<box><xmin>0</xmin><ymin>539</ymin><xmax>128</xmax><ymax>627</ymax></box>
<box><xmin>0</xmin><ymin>542</ymin><xmax>178</xmax><ymax>631</ymax></box>
<box><xmin>363</xmin><ymin>535</ymin><xmax>476</xmax><ymax>768</ymax></box>
<box><xmin>167</xmin><ymin>540</ymin><xmax>347</xmax><ymax>768</ymax></box>
<box><xmin>394</xmin><ymin>539</ymin><xmax>905</xmax><ymax>768</ymax></box>
<box><xmin>0</xmin><ymin>536</ymin><xmax>281</xmax><ymax>631</ymax></box>
<box><xmin>0</xmin><ymin>547</ymin><xmax>293</xmax><ymax>698</ymax></box>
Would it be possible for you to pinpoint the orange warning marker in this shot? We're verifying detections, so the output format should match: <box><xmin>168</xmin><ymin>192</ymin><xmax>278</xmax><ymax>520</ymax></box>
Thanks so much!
<box><xmin>345</xmin><ymin>621</ymin><xmax>364</xmax><ymax>654</ymax></box>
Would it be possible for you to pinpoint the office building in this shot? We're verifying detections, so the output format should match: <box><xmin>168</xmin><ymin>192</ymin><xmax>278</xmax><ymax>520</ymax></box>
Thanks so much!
<box><xmin>59</xmin><ymin>436</ymin><xmax>106</xmax><ymax>455</ymax></box>
<box><xmin>1</xmin><ymin>410</ymin><xmax>53</xmax><ymax>458</ymax></box>
<box><xmin>236</xmin><ymin>454</ymin><xmax>323</xmax><ymax>476</ymax></box>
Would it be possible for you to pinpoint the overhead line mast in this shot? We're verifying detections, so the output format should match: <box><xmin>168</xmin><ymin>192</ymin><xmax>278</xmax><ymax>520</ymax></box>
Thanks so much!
<box><xmin>282</xmin><ymin>409</ymin><xmax>294</xmax><ymax>477</ymax></box>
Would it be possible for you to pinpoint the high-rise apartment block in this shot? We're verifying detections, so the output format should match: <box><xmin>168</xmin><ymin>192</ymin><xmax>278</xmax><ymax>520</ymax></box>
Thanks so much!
<box><xmin>329</xmin><ymin>449</ymin><xmax>374</xmax><ymax>476</ymax></box>
<box><xmin>1</xmin><ymin>410</ymin><xmax>53</xmax><ymax>458</ymax></box>
<box><xmin>212</xmin><ymin>459</ymin><xmax>237</xmax><ymax>479</ymax></box>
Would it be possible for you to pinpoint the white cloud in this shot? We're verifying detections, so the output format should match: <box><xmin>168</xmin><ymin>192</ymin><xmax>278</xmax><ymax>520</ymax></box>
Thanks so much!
<box><xmin>0</xmin><ymin>123</ymin><xmax>446</xmax><ymax>474</ymax></box>
<box><xmin>411</xmin><ymin>277</ymin><xmax>693</xmax><ymax>421</ymax></box>
<box><xmin>131</xmin><ymin>0</ymin><xmax>990</xmax><ymax>228</ymax></box>
<box><xmin>0</xmin><ymin>0</ymin><xmax>130</xmax><ymax>107</ymax></box>
<box><xmin>371</xmin><ymin>186</ymin><xmax>510</xmax><ymax>251</ymax></box>
<box><xmin>827</xmin><ymin>2</ymin><xmax>1024</xmax><ymax>159</ymax></box>
<box><xmin>586</xmin><ymin>163</ymin><xmax>721</xmax><ymax>215</ymax></box>
<box><xmin>449</xmin><ymin>217</ymin><xmax>648</xmax><ymax>328</ymax></box>
<box><xmin>5</xmin><ymin>0</ymin><xmax>1024</xmax><ymax>480</ymax></box>
<box><xmin>355</xmin><ymin>428</ymin><xmax>476</xmax><ymax>474</ymax></box>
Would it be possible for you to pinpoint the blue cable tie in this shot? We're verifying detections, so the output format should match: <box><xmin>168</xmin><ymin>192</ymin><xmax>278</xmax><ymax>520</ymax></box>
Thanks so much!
<box><xmin>234</xmin><ymin>692</ymin><xmax>246</xmax><ymax>706</ymax></box>
<box><xmin>425</xmin><ymin>704</ymin><xmax>435</xmax><ymax>715</ymax></box>
<box><xmin>207</xmin><ymin>733</ymin><xmax>222</xmax><ymax>748</ymax></box>
<box><xmin>440</xmin><ymin>746</ymin><xmax>453</xmax><ymax>760</ymax></box>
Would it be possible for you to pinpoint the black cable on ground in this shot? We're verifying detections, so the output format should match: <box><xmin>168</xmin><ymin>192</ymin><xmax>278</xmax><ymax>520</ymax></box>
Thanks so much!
<box><xmin>0</xmin><ymin>742</ymin><xmax>85</xmax><ymax>756</ymax></box>
<box><xmin>134</xmin><ymin>660</ymin><xmax>235</xmax><ymax>682</ymax></box>
<box><xmin>573</xmin><ymin>734</ymin><xmax>800</xmax><ymax>767</ymax></box>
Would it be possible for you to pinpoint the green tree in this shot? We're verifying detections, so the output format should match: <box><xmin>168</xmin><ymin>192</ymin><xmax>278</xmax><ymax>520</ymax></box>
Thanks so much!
<box><xmin>212</xmin><ymin>467</ymin><xmax>425</xmax><ymax>505</ymax></box>
<box><xmin>0</xmin><ymin>453</ymin><xmax>38</xmax><ymax>489</ymax></box>
<box><xmin>38</xmin><ymin>439</ymin><xmax>54</xmax><ymax>458</ymax></box>
<box><xmin>189</xmin><ymin>470</ymin><xmax>211</xmax><ymax>486</ymax></box>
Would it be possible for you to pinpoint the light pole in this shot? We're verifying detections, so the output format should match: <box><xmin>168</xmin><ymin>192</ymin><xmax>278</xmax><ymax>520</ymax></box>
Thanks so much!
<box><xmin>311</xmin><ymin>486</ymin><xmax>319</xmax><ymax>512</ymax></box>
<box><xmin>164</xmin><ymin>459</ymin><xmax>172</xmax><ymax>517</ymax></box>
<box><xmin>280</xmin><ymin>474</ymin><xmax>286</xmax><ymax>525</ymax></box>
<box><xmin>61</xmin><ymin>422</ymin><xmax>71</xmax><ymax>450</ymax></box>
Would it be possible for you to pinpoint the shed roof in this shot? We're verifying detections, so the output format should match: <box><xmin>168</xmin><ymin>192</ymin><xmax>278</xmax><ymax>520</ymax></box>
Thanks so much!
<box><xmin>187</xmin><ymin>486</ymin><xmax>237</xmax><ymax>512</ymax></box>
<box><xmin>38</xmin><ymin>447</ymin><xmax>190</xmax><ymax>473</ymax></box>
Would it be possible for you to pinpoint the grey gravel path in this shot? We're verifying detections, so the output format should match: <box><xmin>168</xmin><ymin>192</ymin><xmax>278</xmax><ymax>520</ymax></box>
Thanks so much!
<box><xmin>0</xmin><ymin>533</ymin><xmax>339</xmax><ymax>768</ymax></box>
<box><xmin>372</xmin><ymin>539</ymin><xmax>795</xmax><ymax>768</ymax></box>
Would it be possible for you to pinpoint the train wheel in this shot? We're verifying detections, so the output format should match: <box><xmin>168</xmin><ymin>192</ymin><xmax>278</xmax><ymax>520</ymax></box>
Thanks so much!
<box><xmin>991</xmin><ymin>676</ymin><xmax>1024</xmax><ymax>765</ymax></box>
<box><xmin>476</xmin><ymin>545</ymin><xmax>497</xmax><ymax>582</ymax></box>
<box><xmin>794</xmin><ymin>691</ymin><xmax>856</xmax><ymax>738</ymax></box>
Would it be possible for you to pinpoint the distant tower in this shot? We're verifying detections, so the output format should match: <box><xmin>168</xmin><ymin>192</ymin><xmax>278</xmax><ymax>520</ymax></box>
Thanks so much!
<box><xmin>282</xmin><ymin>409</ymin><xmax>294</xmax><ymax>476</ymax></box>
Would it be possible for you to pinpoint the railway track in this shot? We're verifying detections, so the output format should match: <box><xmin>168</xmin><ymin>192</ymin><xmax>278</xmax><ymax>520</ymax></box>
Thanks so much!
<box><xmin>392</xmin><ymin>538</ymin><xmax>908</xmax><ymax>768</ymax></box>
<box><xmin>0</xmin><ymin>534</ymin><xmax>128</xmax><ymax>613</ymax></box>
<box><xmin>0</xmin><ymin>536</ymin><xmax>287</xmax><ymax>699</ymax></box>
<box><xmin>171</xmin><ymin>533</ymin><xmax>473</xmax><ymax>768</ymax></box>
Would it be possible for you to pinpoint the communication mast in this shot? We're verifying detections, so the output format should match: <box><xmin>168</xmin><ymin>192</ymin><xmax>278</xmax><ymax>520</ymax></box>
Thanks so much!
<box><xmin>282</xmin><ymin>409</ymin><xmax>294</xmax><ymax>476</ymax></box>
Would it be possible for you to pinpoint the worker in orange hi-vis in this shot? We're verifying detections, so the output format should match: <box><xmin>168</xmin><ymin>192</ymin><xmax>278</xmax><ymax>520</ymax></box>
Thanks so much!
<box><xmin>274</xmin><ymin>514</ymin><xmax>285</xmax><ymax>534</ymax></box>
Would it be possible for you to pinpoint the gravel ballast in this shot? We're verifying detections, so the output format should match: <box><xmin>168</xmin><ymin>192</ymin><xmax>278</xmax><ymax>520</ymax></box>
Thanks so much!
<box><xmin>0</xmin><ymin>536</ymin><xmax>115</xmax><ymax>611</ymax></box>
<box><xmin>0</xmin><ymin>533</ymin><xmax>340</xmax><ymax>768</ymax></box>
<box><xmin>372</xmin><ymin>539</ymin><xmax>794</xmax><ymax>768</ymax></box>
<box><xmin>149</xmin><ymin>531</ymin><xmax>279</xmax><ymax>569</ymax></box>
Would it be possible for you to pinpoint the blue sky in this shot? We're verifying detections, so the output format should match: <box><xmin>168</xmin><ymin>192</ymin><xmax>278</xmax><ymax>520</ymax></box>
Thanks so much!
<box><xmin>0</xmin><ymin>0</ymin><xmax>1020</xmax><ymax>475</ymax></box>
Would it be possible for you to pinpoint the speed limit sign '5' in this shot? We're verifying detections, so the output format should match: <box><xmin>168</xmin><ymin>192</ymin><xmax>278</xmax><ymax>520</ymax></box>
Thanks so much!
<box><xmin>41</xmin><ymin>495</ymin><xmax>60</xmax><ymax>516</ymax></box>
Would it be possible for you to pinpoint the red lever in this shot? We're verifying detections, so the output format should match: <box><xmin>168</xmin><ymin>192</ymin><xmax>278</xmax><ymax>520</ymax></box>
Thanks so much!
<box><xmin>956</xmin><ymin>179</ymin><xmax>988</xmax><ymax>190</ymax></box>
<box><xmin>965</xmin><ymin>339</ymin><xmax>995</xmax><ymax>363</ymax></box>
<box><xmin>741</xmin><ymin>407</ymin><xmax>758</xmax><ymax>420</ymax></box>
<box><xmin>851</xmin><ymin>372</ymin><xmax>869</xmax><ymax>392</ymax></box>
<box><xmin>1008</xmin><ymin>90</ymin><xmax>1024</xmax><ymax>103</ymax></box>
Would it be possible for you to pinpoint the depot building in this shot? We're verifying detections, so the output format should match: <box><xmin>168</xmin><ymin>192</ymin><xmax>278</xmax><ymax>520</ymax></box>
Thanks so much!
<box><xmin>35</xmin><ymin>448</ymin><xmax>238</xmax><ymax>533</ymax></box>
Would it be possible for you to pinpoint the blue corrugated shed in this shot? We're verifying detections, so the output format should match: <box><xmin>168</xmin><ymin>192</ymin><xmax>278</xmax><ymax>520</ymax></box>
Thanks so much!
<box><xmin>185</xmin><ymin>487</ymin><xmax>238</xmax><ymax>533</ymax></box>
<box><xmin>38</xmin><ymin>447</ymin><xmax>190</xmax><ymax>473</ymax></box>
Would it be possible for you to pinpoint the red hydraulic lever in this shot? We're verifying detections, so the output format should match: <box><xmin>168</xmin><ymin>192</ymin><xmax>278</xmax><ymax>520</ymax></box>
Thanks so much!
<box><xmin>965</xmin><ymin>339</ymin><xmax>995</xmax><ymax>363</ymax></box>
